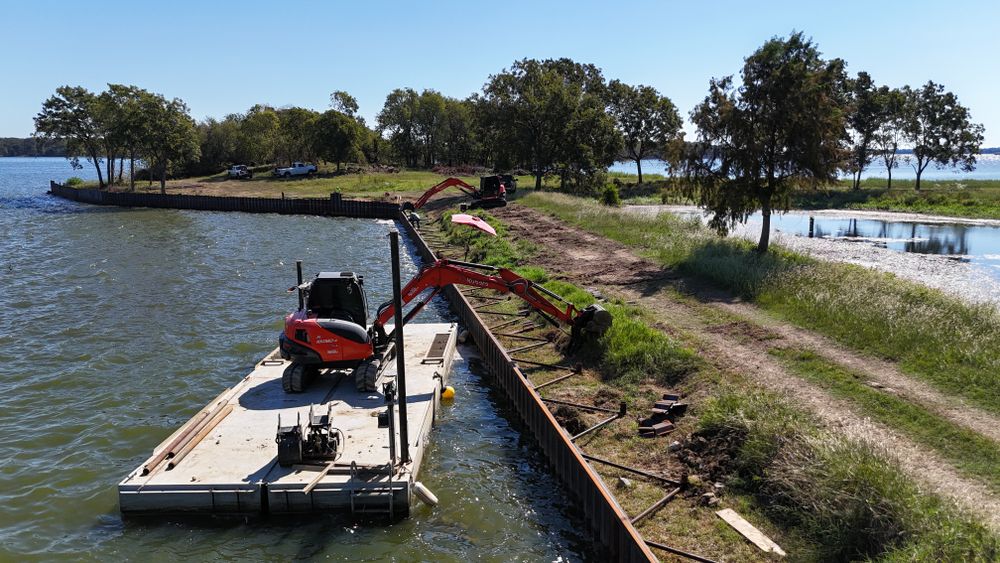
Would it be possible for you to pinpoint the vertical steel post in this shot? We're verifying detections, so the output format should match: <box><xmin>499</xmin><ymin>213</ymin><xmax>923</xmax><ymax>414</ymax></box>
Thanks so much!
<box><xmin>296</xmin><ymin>260</ymin><xmax>304</xmax><ymax>311</ymax></box>
<box><xmin>389</xmin><ymin>231</ymin><xmax>411</xmax><ymax>463</ymax></box>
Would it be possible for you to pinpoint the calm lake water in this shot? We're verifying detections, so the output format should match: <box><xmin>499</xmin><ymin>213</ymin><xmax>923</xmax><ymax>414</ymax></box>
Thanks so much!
<box><xmin>0</xmin><ymin>157</ymin><xmax>590</xmax><ymax>560</ymax></box>
<box><xmin>610</xmin><ymin>153</ymin><xmax>1000</xmax><ymax>181</ymax></box>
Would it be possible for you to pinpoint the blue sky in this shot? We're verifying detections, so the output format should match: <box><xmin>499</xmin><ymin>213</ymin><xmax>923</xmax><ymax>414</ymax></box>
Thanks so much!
<box><xmin>3</xmin><ymin>0</ymin><xmax>998</xmax><ymax>145</ymax></box>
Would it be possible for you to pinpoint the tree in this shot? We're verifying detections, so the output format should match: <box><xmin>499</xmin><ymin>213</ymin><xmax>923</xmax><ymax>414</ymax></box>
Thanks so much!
<box><xmin>901</xmin><ymin>81</ymin><xmax>984</xmax><ymax>191</ymax></box>
<box><xmin>414</xmin><ymin>90</ymin><xmax>447</xmax><ymax>167</ymax></box>
<box><xmin>34</xmin><ymin>86</ymin><xmax>108</xmax><ymax>188</ymax></box>
<box><xmin>377</xmin><ymin>88</ymin><xmax>420</xmax><ymax>167</ymax></box>
<box><xmin>239</xmin><ymin>105</ymin><xmax>281</xmax><ymax>165</ymax></box>
<box><xmin>845</xmin><ymin>72</ymin><xmax>882</xmax><ymax>191</ymax></box>
<box><xmin>275</xmin><ymin>107</ymin><xmax>319</xmax><ymax>166</ymax></box>
<box><xmin>441</xmin><ymin>98</ymin><xmax>476</xmax><ymax>166</ymax></box>
<box><xmin>142</xmin><ymin>95</ymin><xmax>200</xmax><ymax>193</ymax></box>
<box><xmin>872</xmin><ymin>87</ymin><xmax>907</xmax><ymax>190</ymax></box>
<box><xmin>687</xmin><ymin>32</ymin><xmax>849</xmax><ymax>253</ymax></box>
<box><xmin>481</xmin><ymin>58</ymin><xmax>620</xmax><ymax>190</ymax></box>
<box><xmin>101</xmin><ymin>84</ymin><xmax>151</xmax><ymax>191</ymax></box>
<box><xmin>329</xmin><ymin>90</ymin><xmax>359</xmax><ymax>117</ymax></box>
<box><xmin>607</xmin><ymin>80</ymin><xmax>682</xmax><ymax>184</ymax></box>
<box><xmin>312</xmin><ymin>110</ymin><xmax>362</xmax><ymax>171</ymax></box>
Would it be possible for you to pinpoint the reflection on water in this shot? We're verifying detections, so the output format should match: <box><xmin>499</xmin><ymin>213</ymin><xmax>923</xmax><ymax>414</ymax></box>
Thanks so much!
<box><xmin>809</xmin><ymin>218</ymin><xmax>974</xmax><ymax>258</ymax></box>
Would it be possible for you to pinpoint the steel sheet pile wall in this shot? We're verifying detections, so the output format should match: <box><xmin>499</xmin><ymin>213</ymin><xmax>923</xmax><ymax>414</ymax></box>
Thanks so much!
<box><xmin>49</xmin><ymin>183</ymin><xmax>398</xmax><ymax>219</ymax></box>
<box><xmin>399</xmin><ymin>218</ymin><xmax>655</xmax><ymax>562</ymax></box>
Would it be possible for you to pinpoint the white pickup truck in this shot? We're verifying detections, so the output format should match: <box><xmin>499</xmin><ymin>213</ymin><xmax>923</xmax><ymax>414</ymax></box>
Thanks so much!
<box><xmin>273</xmin><ymin>162</ymin><xmax>317</xmax><ymax>178</ymax></box>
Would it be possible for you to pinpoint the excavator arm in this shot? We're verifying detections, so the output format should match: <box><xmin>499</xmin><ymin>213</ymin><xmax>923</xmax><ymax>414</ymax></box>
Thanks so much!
<box><xmin>408</xmin><ymin>177</ymin><xmax>479</xmax><ymax>210</ymax></box>
<box><xmin>373</xmin><ymin>259</ymin><xmax>612</xmax><ymax>347</ymax></box>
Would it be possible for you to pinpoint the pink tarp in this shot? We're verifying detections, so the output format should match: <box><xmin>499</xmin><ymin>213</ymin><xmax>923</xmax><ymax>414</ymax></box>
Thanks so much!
<box><xmin>450</xmin><ymin>213</ymin><xmax>497</xmax><ymax>236</ymax></box>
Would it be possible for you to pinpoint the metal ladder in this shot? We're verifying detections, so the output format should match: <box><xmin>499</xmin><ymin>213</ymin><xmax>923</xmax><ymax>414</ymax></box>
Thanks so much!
<box><xmin>348</xmin><ymin>461</ymin><xmax>396</xmax><ymax>518</ymax></box>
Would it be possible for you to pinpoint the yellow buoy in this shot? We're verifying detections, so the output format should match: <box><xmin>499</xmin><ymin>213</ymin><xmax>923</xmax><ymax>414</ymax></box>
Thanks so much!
<box><xmin>441</xmin><ymin>386</ymin><xmax>455</xmax><ymax>401</ymax></box>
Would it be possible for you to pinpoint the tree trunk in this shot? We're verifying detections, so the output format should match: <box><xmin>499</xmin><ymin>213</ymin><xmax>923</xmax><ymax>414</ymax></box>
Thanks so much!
<box><xmin>129</xmin><ymin>152</ymin><xmax>136</xmax><ymax>192</ymax></box>
<box><xmin>915</xmin><ymin>164</ymin><xmax>922</xmax><ymax>192</ymax></box>
<box><xmin>853</xmin><ymin>169</ymin><xmax>861</xmax><ymax>191</ymax></box>
<box><xmin>535</xmin><ymin>171</ymin><xmax>542</xmax><ymax>190</ymax></box>
<box><xmin>107</xmin><ymin>155</ymin><xmax>114</xmax><ymax>188</ymax></box>
<box><xmin>92</xmin><ymin>154</ymin><xmax>105</xmax><ymax>188</ymax></box>
<box><xmin>757</xmin><ymin>202</ymin><xmax>772</xmax><ymax>253</ymax></box>
<box><xmin>636</xmin><ymin>158</ymin><xmax>643</xmax><ymax>185</ymax></box>
<box><xmin>886</xmin><ymin>166</ymin><xmax>892</xmax><ymax>190</ymax></box>
<box><xmin>336</xmin><ymin>161</ymin><xmax>341</xmax><ymax>172</ymax></box>
<box><xmin>160</xmin><ymin>165</ymin><xmax>167</xmax><ymax>194</ymax></box>
<box><xmin>118</xmin><ymin>157</ymin><xmax>125</xmax><ymax>183</ymax></box>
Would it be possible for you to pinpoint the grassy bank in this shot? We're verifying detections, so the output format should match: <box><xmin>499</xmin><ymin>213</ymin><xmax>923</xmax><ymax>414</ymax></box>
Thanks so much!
<box><xmin>770</xmin><ymin>347</ymin><xmax>1000</xmax><ymax>492</ymax></box>
<box><xmin>434</xmin><ymin>203</ymin><xmax>999</xmax><ymax>561</ymax></box>
<box><xmin>518</xmin><ymin>192</ymin><xmax>1000</xmax><ymax>415</ymax></box>
<box><xmin>795</xmin><ymin>178</ymin><xmax>1000</xmax><ymax>220</ymax></box>
<box><xmin>605</xmin><ymin>173</ymin><xmax>1000</xmax><ymax>219</ymax></box>
<box><xmin>698</xmin><ymin>388</ymin><xmax>998</xmax><ymax>561</ymax></box>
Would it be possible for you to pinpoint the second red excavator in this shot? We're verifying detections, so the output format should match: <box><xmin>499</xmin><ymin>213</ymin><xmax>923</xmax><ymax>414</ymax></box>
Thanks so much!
<box><xmin>278</xmin><ymin>258</ymin><xmax>611</xmax><ymax>392</ymax></box>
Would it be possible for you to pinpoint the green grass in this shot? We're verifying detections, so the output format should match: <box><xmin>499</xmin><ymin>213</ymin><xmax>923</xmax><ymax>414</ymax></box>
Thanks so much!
<box><xmin>770</xmin><ymin>347</ymin><xmax>1000</xmax><ymax>492</ymax></box>
<box><xmin>793</xmin><ymin>178</ymin><xmax>1000</xmax><ymax>220</ymax></box>
<box><xmin>699</xmin><ymin>388</ymin><xmax>1000</xmax><ymax>562</ymax></box>
<box><xmin>518</xmin><ymin>192</ymin><xmax>1000</xmax><ymax>415</ymax></box>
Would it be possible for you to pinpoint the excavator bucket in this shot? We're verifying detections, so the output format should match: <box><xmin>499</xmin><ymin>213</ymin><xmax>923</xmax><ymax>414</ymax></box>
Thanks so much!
<box><xmin>579</xmin><ymin>304</ymin><xmax>613</xmax><ymax>336</ymax></box>
<box><xmin>568</xmin><ymin>304</ymin><xmax>612</xmax><ymax>351</ymax></box>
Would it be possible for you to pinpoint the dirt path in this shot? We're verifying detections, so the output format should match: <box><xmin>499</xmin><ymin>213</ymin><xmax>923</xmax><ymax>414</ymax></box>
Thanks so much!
<box><xmin>490</xmin><ymin>203</ymin><xmax>1000</xmax><ymax>530</ymax></box>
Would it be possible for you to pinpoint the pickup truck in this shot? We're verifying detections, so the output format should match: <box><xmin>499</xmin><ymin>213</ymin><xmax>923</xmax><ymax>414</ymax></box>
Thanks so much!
<box><xmin>227</xmin><ymin>164</ymin><xmax>253</xmax><ymax>179</ymax></box>
<box><xmin>273</xmin><ymin>162</ymin><xmax>317</xmax><ymax>178</ymax></box>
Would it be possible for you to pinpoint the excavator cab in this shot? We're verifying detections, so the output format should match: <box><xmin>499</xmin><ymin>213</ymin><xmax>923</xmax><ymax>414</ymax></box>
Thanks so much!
<box><xmin>305</xmin><ymin>272</ymin><xmax>369</xmax><ymax>327</ymax></box>
<box><xmin>481</xmin><ymin>174</ymin><xmax>516</xmax><ymax>195</ymax></box>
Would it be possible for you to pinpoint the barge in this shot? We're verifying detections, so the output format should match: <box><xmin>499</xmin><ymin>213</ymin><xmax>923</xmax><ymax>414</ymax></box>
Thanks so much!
<box><xmin>118</xmin><ymin>323</ymin><xmax>457</xmax><ymax>517</ymax></box>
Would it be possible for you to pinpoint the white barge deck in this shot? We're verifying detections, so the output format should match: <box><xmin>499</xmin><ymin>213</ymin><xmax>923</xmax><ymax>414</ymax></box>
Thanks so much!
<box><xmin>119</xmin><ymin>322</ymin><xmax>457</xmax><ymax>517</ymax></box>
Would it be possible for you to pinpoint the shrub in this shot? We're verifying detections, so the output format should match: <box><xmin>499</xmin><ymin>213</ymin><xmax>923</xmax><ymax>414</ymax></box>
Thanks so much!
<box><xmin>65</xmin><ymin>177</ymin><xmax>84</xmax><ymax>187</ymax></box>
<box><xmin>600</xmin><ymin>184</ymin><xmax>621</xmax><ymax>207</ymax></box>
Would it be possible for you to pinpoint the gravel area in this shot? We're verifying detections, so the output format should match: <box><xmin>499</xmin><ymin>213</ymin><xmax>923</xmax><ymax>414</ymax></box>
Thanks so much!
<box><xmin>627</xmin><ymin>205</ymin><xmax>1000</xmax><ymax>308</ymax></box>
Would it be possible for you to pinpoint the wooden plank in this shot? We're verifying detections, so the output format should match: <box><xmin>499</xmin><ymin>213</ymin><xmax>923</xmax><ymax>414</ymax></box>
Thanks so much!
<box><xmin>716</xmin><ymin>508</ymin><xmax>786</xmax><ymax>556</ymax></box>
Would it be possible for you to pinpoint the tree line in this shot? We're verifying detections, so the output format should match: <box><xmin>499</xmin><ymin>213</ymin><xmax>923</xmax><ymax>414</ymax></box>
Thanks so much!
<box><xmin>34</xmin><ymin>85</ymin><xmax>199</xmax><ymax>192</ymax></box>
<box><xmin>32</xmin><ymin>59</ymin><xmax>684</xmax><ymax>192</ymax></box>
<box><xmin>0</xmin><ymin>137</ymin><xmax>66</xmax><ymax>157</ymax></box>
<box><xmin>32</xmin><ymin>36</ymin><xmax>985</xmax><ymax>252</ymax></box>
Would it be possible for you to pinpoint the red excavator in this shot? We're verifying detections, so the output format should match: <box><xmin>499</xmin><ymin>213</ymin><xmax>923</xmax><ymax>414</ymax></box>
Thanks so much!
<box><xmin>402</xmin><ymin>175</ymin><xmax>515</xmax><ymax>211</ymax></box>
<box><xmin>278</xmin><ymin>259</ymin><xmax>611</xmax><ymax>392</ymax></box>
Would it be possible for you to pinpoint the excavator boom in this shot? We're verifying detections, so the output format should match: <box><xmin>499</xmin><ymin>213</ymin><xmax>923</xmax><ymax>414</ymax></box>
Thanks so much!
<box><xmin>374</xmin><ymin>259</ymin><xmax>611</xmax><ymax>345</ymax></box>
<box><xmin>409</xmin><ymin>178</ymin><xmax>479</xmax><ymax>210</ymax></box>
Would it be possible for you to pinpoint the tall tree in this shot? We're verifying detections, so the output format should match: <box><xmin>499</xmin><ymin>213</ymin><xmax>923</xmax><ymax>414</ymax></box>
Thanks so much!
<box><xmin>414</xmin><ymin>90</ymin><xmax>447</xmax><ymax>167</ymax></box>
<box><xmin>845</xmin><ymin>72</ymin><xmax>882</xmax><ymax>190</ymax></box>
<box><xmin>607</xmin><ymin>80</ymin><xmax>682</xmax><ymax>184</ymax></box>
<box><xmin>34</xmin><ymin>86</ymin><xmax>107</xmax><ymax>188</ymax></box>
<box><xmin>377</xmin><ymin>88</ymin><xmax>420</xmax><ymax>168</ymax></box>
<box><xmin>142</xmin><ymin>94</ymin><xmax>200</xmax><ymax>193</ymax></box>
<box><xmin>101</xmin><ymin>84</ymin><xmax>150</xmax><ymax>190</ymax></box>
<box><xmin>481</xmin><ymin>58</ymin><xmax>620</xmax><ymax>190</ymax></box>
<box><xmin>901</xmin><ymin>81</ymin><xmax>984</xmax><ymax>191</ymax></box>
<box><xmin>329</xmin><ymin>90</ymin><xmax>359</xmax><ymax>117</ymax></box>
<box><xmin>239</xmin><ymin>105</ymin><xmax>281</xmax><ymax>165</ymax></box>
<box><xmin>312</xmin><ymin>110</ymin><xmax>362</xmax><ymax>172</ymax></box>
<box><xmin>872</xmin><ymin>87</ymin><xmax>907</xmax><ymax>190</ymax></box>
<box><xmin>687</xmin><ymin>32</ymin><xmax>849</xmax><ymax>253</ymax></box>
<box><xmin>275</xmin><ymin>107</ymin><xmax>319</xmax><ymax>166</ymax></box>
